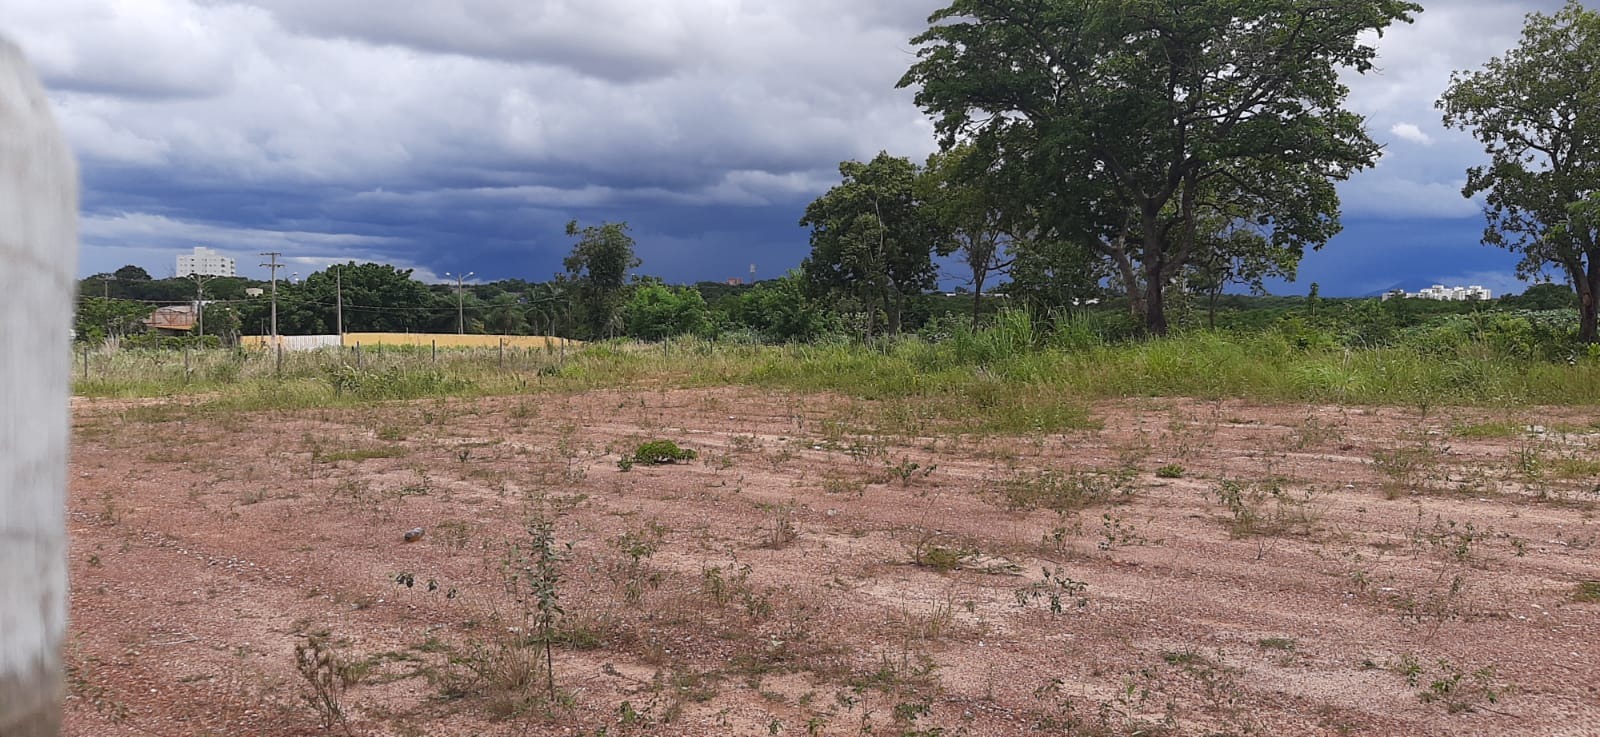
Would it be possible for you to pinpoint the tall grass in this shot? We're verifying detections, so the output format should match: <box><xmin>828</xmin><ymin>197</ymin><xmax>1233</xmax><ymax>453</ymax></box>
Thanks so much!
<box><xmin>72</xmin><ymin>312</ymin><xmax>1600</xmax><ymax>426</ymax></box>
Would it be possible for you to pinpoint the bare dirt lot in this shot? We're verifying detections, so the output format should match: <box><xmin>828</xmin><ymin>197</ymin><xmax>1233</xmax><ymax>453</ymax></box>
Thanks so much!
<box><xmin>64</xmin><ymin>389</ymin><xmax>1600</xmax><ymax>736</ymax></box>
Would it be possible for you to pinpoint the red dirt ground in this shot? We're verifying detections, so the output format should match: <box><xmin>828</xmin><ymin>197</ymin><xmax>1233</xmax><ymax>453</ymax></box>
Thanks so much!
<box><xmin>63</xmin><ymin>389</ymin><xmax>1600</xmax><ymax>736</ymax></box>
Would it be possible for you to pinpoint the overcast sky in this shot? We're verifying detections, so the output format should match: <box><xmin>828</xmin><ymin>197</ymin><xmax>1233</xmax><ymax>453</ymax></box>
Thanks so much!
<box><xmin>0</xmin><ymin>0</ymin><xmax>1571</xmax><ymax>295</ymax></box>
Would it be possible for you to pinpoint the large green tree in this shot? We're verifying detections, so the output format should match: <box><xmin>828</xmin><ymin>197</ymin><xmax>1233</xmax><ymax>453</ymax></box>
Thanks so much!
<box><xmin>314</xmin><ymin>263</ymin><xmax>441</xmax><ymax>333</ymax></box>
<box><xmin>801</xmin><ymin>152</ymin><xmax>950</xmax><ymax>335</ymax></box>
<box><xmin>114</xmin><ymin>264</ymin><xmax>152</xmax><ymax>281</ymax></box>
<box><xmin>1439</xmin><ymin>1</ymin><xmax>1600</xmax><ymax>342</ymax></box>
<box><xmin>73</xmin><ymin>297</ymin><xmax>153</xmax><ymax>342</ymax></box>
<box><xmin>563</xmin><ymin>220</ymin><xmax>640</xmax><ymax>339</ymax></box>
<box><xmin>624</xmin><ymin>281</ymin><xmax>712</xmax><ymax>340</ymax></box>
<box><xmin>729</xmin><ymin>270</ymin><xmax>837</xmax><ymax>342</ymax></box>
<box><xmin>900</xmin><ymin>0</ymin><xmax>1418</xmax><ymax>335</ymax></box>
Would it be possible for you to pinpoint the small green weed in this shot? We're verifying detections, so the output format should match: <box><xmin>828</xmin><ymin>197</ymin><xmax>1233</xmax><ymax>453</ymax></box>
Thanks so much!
<box><xmin>907</xmin><ymin>531</ymin><xmax>974</xmax><ymax>572</ymax></box>
<box><xmin>1014</xmin><ymin>566</ymin><xmax>1089</xmax><ymax>614</ymax></box>
<box><xmin>1208</xmin><ymin>478</ymin><xmax>1319</xmax><ymax>538</ymax></box>
<box><xmin>996</xmin><ymin>467</ymin><xmax>1137</xmax><ymax>512</ymax></box>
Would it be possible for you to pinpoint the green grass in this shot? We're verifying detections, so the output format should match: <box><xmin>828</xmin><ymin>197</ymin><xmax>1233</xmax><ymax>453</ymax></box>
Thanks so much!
<box><xmin>1451</xmin><ymin>421</ymin><xmax>1526</xmax><ymax>439</ymax></box>
<box><xmin>74</xmin><ymin>323</ymin><xmax>1600</xmax><ymax>434</ymax></box>
<box><xmin>1257</xmin><ymin>637</ymin><xmax>1297</xmax><ymax>651</ymax></box>
<box><xmin>313</xmin><ymin>446</ymin><xmax>407</xmax><ymax>463</ymax></box>
<box><xmin>1553</xmin><ymin>458</ymin><xmax>1600</xmax><ymax>480</ymax></box>
<box><xmin>1576</xmin><ymin>581</ymin><xmax>1600</xmax><ymax>603</ymax></box>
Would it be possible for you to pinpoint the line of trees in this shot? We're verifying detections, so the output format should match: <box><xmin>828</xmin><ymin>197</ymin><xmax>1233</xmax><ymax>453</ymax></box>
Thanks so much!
<box><xmin>74</xmin><ymin>221</ymin><xmax>842</xmax><ymax>345</ymax></box>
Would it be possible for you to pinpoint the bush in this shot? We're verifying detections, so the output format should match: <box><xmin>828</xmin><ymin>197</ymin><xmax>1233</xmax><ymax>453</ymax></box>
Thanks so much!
<box><xmin>626</xmin><ymin>440</ymin><xmax>697</xmax><ymax>466</ymax></box>
<box><xmin>624</xmin><ymin>283</ymin><xmax>712</xmax><ymax>341</ymax></box>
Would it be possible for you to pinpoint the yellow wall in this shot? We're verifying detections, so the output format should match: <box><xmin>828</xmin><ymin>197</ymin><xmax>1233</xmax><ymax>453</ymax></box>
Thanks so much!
<box><xmin>343</xmin><ymin>333</ymin><xmax>579</xmax><ymax>349</ymax></box>
<box><xmin>241</xmin><ymin>333</ymin><xmax>579</xmax><ymax>350</ymax></box>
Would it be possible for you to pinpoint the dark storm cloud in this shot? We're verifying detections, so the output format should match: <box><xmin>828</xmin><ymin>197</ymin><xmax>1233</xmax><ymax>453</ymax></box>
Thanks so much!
<box><xmin>0</xmin><ymin>0</ymin><xmax>1570</xmax><ymax>294</ymax></box>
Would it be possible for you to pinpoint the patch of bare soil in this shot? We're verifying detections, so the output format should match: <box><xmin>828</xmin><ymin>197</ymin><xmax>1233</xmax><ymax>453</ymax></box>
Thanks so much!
<box><xmin>64</xmin><ymin>390</ymin><xmax>1600</xmax><ymax>736</ymax></box>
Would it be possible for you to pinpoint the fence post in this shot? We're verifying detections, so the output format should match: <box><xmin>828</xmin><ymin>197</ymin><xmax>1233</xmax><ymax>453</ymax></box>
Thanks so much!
<box><xmin>356</xmin><ymin>342</ymin><xmax>363</xmax><ymax>370</ymax></box>
<box><xmin>275</xmin><ymin>342</ymin><xmax>282</xmax><ymax>376</ymax></box>
<box><xmin>184</xmin><ymin>346</ymin><xmax>191</xmax><ymax>382</ymax></box>
<box><xmin>432</xmin><ymin>340</ymin><xmax>437</xmax><ymax>364</ymax></box>
<box><xmin>81</xmin><ymin>345</ymin><xmax>88</xmax><ymax>381</ymax></box>
<box><xmin>499</xmin><ymin>339</ymin><xmax>505</xmax><ymax>371</ymax></box>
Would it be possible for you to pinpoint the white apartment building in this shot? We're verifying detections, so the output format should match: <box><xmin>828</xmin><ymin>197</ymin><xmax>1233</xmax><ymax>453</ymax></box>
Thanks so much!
<box><xmin>1382</xmin><ymin>284</ymin><xmax>1493</xmax><ymax>302</ymax></box>
<box><xmin>177</xmin><ymin>246</ymin><xmax>236</xmax><ymax>277</ymax></box>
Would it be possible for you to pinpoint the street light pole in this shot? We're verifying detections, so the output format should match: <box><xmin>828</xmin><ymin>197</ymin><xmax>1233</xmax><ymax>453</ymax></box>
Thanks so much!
<box><xmin>445</xmin><ymin>271</ymin><xmax>474</xmax><ymax>334</ymax></box>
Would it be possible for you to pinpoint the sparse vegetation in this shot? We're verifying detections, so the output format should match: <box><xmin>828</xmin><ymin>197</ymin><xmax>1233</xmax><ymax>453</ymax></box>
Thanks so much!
<box><xmin>293</xmin><ymin>632</ymin><xmax>362</xmax><ymax>736</ymax></box>
<box><xmin>67</xmin><ymin>340</ymin><xmax>1600</xmax><ymax>735</ymax></box>
<box><xmin>995</xmin><ymin>467</ymin><xmax>1138</xmax><ymax>513</ymax></box>
<box><xmin>58</xmin><ymin>1</ymin><xmax>1600</xmax><ymax>731</ymax></box>
<box><xmin>1207</xmin><ymin>478</ymin><xmax>1320</xmax><ymax>538</ymax></box>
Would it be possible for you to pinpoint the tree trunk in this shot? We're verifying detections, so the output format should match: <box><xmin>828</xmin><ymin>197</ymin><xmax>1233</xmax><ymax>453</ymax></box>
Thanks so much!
<box><xmin>1141</xmin><ymin>210</ymin><xmax>1169</xmax><ymax>336</ymax></box>
<box><xmin>883</xmin><ymin>277</ymin><xmax>903</xmax><ymax>335</ymax></box>
<box><xmin>1581</xmin><ymin>259</ymin><xmax>1599</xmax><ymax>344</ymax></box>
<box><xmin>1144</xmin><ymin>270</ymin><xmax>1169</xmax><ymax>336</ymax></box>
<box><xmin>1104</xmin><ymin>238</ymin><xmax>1144</xmax><ymax>322</ymax></box>
<box><xmin>971</xmin><ymin>269</ymin><xmax>987</xmax><ymax>326</ymax></box>
<box><xmin>0</xmin><ymin>40</ymin><xmax>76</xmax><ymax>737</ymax></box>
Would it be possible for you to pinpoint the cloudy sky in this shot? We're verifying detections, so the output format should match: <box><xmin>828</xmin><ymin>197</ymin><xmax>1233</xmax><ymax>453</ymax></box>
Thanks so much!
<box><xmin>0</xmin><ymin>0</ymin><xmax>1570</xmax><ymax>295</ymax></box>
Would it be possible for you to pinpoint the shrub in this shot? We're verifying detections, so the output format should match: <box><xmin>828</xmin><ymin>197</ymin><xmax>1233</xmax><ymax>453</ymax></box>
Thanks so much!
<box><xmin>628</xmin><ymin>440</ymin><xmax>697</xmax><ymax>466</ymax></box>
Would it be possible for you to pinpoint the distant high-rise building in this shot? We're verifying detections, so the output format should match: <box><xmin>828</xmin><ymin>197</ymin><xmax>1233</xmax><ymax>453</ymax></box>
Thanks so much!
<box><xmin>177</xmin><ymin>246</ymin><xmax>236</xmax><ymax>277</ymax></box>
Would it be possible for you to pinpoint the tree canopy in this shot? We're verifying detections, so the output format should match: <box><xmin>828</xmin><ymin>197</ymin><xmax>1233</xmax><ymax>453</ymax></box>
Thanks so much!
<box><xmin>114</xmin><ymin>265</ymin><xmax>152</xmax><ymax>281</ymax></box>
<box><xmin>563</xmin><ymin>220</ymin><xmax>641</xmax><ymax>339</ymax></box>
<box><xmin>801</xmin><ymin>152</ymin><xmax>950</xmax><ymax>335</ymax></box>
<box><xmin>900</xmin><ymin>0</ymin><xmax>1419</xmax><ymax>334</ymax></box>
<box><xmin>1439</xmin><ymin>1</ymin><xmax>1600</xmax><ymax>341</ymax></box>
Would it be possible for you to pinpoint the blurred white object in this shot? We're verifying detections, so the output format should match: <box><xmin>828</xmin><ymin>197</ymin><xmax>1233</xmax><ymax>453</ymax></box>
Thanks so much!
<box><xmin>0</xmin><ymin>36</ymin><xmax>77</xmax><ymax>737</ymax></box>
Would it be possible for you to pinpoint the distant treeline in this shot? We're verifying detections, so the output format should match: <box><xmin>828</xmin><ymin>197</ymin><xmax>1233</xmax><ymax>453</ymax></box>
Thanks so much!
<box><xmin>75</xmin><ymin>260</ymin><xmax>1582</xmax><ymax>356</ymax></box>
